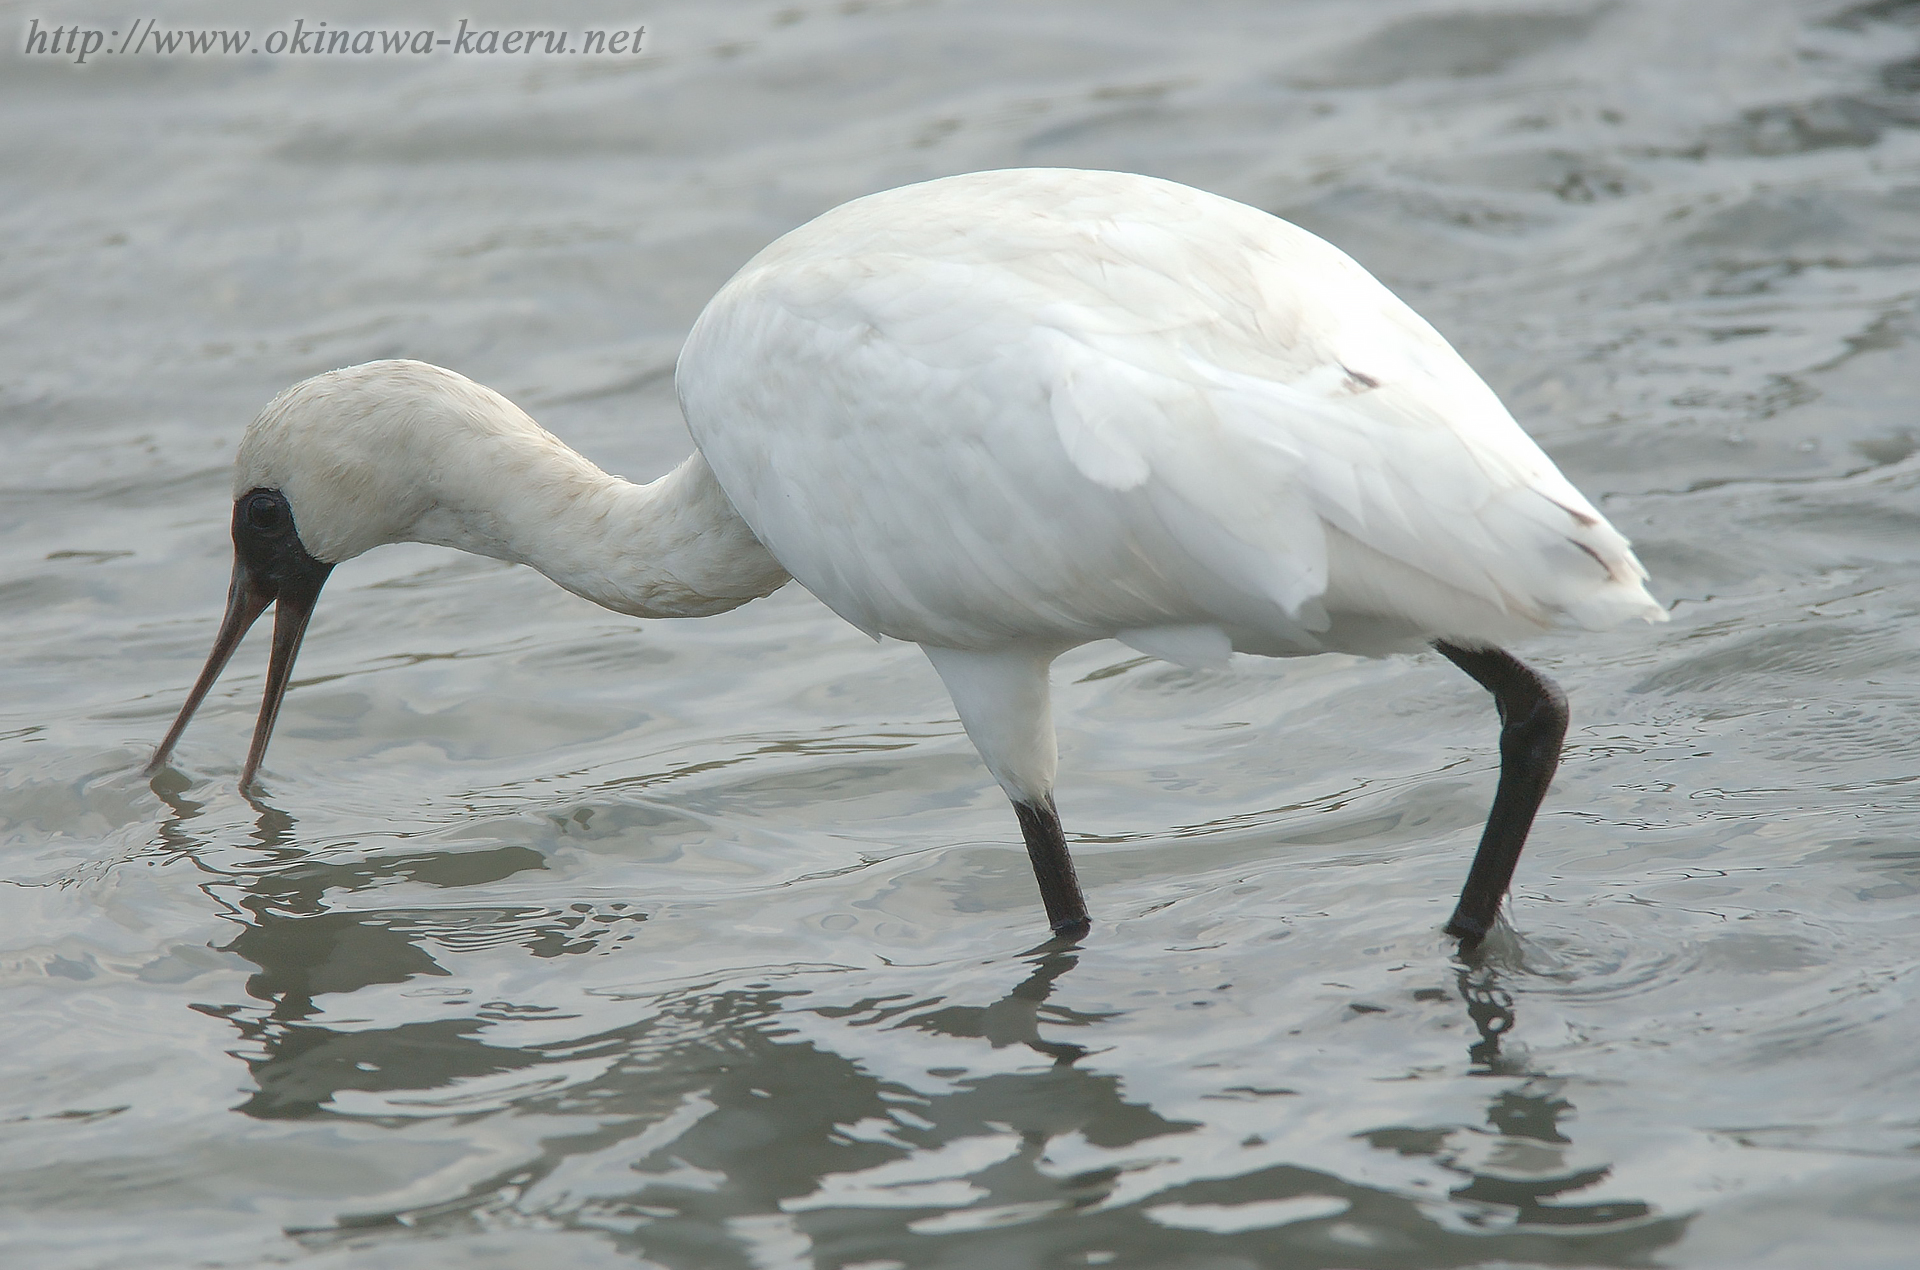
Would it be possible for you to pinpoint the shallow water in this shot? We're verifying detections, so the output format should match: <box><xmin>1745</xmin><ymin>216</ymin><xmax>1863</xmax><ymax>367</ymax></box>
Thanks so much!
<box><xmin>5</xmin><ymin>0</ymin><xmax>1920</xmax><ymax>1266</ymax></box>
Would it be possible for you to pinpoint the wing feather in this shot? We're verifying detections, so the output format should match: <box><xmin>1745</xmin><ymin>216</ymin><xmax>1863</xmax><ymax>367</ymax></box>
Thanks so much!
<box><xmin>1034</xmin><ymin>307</ymin><xmax>1660</xmax><ymax>638</ymax></box>
<box><xmin>682</xmin><ymin>168</ymin><xmax>1664</xmax><ymax>654</ymax></box>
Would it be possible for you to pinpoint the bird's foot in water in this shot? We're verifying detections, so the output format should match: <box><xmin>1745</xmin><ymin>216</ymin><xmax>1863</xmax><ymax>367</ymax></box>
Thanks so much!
<box><xmin>1446</xmin><ymin>911</ymin><xmax>1492</xmax><ymax>945</ymax></box>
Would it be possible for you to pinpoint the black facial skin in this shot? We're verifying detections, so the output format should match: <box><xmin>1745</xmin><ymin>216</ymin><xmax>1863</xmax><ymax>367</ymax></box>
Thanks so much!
<box><xmin>147</xmin><ymin>487</ymin><xmax>334</xmax><ymax>789</ymax></box>
<box><xmin>234</xmin><ymin>489</ymin><xmax>330</xmax><ymax>598</ymax></box>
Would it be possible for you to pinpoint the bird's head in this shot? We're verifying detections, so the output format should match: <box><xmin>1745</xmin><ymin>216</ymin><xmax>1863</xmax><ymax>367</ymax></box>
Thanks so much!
<box><xmin>147</xmin><ymin>360</ymin><xmax>513</xmax><ymax>790</ymax></box>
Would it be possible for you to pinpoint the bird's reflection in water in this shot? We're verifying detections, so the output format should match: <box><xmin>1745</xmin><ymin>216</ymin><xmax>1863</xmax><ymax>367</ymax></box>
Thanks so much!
<box><xmin>889</xmin><ymin>938</ymin><xmax>1103</xmax><ymax>1065</ymax></box>
<box><xmin>1360</xmin><ymin>960</ymin><xmax>1686</xmax><ymax>1254</ymax></box>
<box><xmin>162</xmin><ymin>793</ymin><xmax>638</xmax><ymax>1118</ymax></box>
<box><xmin>174</xmin><ymin>792</ymin><xmax>1685</xmax><ymax>1267</ymax></box>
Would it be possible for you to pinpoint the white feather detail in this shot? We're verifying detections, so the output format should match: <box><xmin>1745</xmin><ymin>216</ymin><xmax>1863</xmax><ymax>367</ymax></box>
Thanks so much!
<box><xmin>1117</xmin><ymin>624</ymin><xmax>1233</xmax><ymax>670</ymax></box>
<box><xmin>681</xmin><ymin>168</ymin><xmax>1666</xmax><ymax>669</ymax></box>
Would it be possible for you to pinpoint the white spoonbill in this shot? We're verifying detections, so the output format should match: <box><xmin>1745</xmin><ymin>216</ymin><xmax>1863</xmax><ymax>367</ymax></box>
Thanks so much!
<box><xmin>149</xmin><ymin>168</ymin><xmax>1665</xmax><ymax>944</ymax></box>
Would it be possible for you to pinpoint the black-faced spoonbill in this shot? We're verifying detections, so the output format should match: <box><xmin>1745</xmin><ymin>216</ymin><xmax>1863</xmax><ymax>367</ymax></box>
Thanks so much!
<box><xmin>149</xmin><ymin>168</ymin><xmax>1665</xmax><ymax>945</ymax></box>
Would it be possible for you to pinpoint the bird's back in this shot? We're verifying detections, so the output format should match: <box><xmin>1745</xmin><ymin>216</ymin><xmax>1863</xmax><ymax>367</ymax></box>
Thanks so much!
<box><xmin>678</xmin><ymin>169</ymin><xmax>1662</xmax><ymax>657</ymax></box>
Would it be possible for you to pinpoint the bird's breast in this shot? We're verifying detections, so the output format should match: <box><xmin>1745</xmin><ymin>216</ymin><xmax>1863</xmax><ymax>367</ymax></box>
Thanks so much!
<box><xmin>682</xmin><ymin>281</ymin><xmax>1208</xmax><ymax>649</ymax></box>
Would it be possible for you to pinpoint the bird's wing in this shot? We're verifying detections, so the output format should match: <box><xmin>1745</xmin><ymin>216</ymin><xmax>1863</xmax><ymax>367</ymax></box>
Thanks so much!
<box><xmin>682</xmin><ymin>171</ymin><xmax>1662</xmax><ymax>648</ymax></box>
<box><xmin>1025</xmin><ymin>225</ymin><xmax>1661</xmax><ymax>638</ymax></box>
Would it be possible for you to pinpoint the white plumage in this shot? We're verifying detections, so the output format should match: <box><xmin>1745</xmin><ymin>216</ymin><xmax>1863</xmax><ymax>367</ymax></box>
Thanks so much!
<box><xmin>685</xmin><ymin>171</ymin><xmax>1653</xmax><ymax>656</ymax></box>
<box><xmin>151</xmin><ymin>168</ymin><xmax>1664</xmax><ymax>944</ymax></box>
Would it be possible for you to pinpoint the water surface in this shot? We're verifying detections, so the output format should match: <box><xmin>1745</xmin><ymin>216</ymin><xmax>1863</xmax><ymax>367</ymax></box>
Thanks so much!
<box><xmin>5</xmin><ymin>1</ymin><xmax>1920</xmax><ymax>1266</ymax></box>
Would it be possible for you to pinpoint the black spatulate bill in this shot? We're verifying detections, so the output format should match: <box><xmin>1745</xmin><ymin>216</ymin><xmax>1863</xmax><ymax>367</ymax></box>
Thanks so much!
<box><xmin>147</xmin><ymin>488</ymin><xmax>332</xmax><ymax>790</ymax></box>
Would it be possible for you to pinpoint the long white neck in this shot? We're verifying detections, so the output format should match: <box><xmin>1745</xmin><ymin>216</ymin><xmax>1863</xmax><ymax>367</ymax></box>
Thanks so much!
<box><xmin>418</xmin><ymin>449</ymin><xmax>792</xmax><ymax>619</ymax></box>
<box><xmin>242</xmin><ymin>361</ymin><xmax>792</xmax><ymax>619</ymax></box>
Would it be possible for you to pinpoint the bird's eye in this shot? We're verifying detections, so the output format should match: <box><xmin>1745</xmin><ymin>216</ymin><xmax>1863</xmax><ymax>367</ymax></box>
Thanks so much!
<box><xmin>244</xmin><ymin>491</ymin><xmax>289</xmax><ymax>532</ymax></box>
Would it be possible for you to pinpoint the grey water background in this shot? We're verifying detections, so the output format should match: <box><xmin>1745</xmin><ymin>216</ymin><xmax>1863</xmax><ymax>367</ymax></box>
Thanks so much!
<box><xmin>4</xmin><ymin>0</ymin><xmax>1919</xmax><ymax>1265</ymax></box>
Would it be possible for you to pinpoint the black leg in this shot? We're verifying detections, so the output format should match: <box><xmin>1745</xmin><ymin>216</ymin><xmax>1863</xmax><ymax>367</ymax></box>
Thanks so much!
<box><xmin>1012</xmin><ymin>796</ymin><xmax>1090</xmax><ymax>939</ymax></box>
<box><xmin>1433</xmin><ymin>641</ymin><xmax>1570</xmax><ymax>944</ymax></box>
